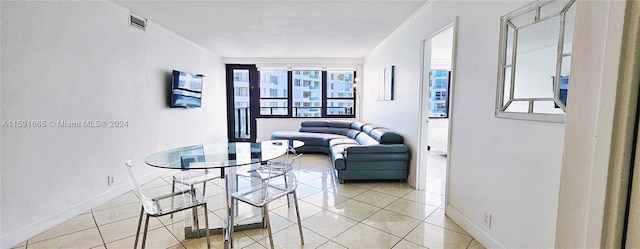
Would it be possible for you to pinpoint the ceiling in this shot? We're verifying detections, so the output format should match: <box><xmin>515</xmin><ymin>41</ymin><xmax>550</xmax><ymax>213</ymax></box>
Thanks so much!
<box><xmin>114</xmin><ymin>1</ymin><xmax>428</xmax><ymax>58</ymax></box>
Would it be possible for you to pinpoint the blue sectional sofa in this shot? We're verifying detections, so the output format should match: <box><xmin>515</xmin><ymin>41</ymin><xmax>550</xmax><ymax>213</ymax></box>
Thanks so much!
<box><xmin>270</xmin><ymin>120</ymin><xmax>410</xmax><ymax>183</ymax></box>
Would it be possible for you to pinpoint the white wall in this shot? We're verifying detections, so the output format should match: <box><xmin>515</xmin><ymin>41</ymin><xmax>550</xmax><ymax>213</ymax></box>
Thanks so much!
<box><xmin>0</xmin><ymin>2</ymin><xmax>227</xmax><ymax>247</ymax></box>
<box><xmin>363</xmin><ymin>1</ymin><xmax>564</xmax><ymax>248</ymax></box>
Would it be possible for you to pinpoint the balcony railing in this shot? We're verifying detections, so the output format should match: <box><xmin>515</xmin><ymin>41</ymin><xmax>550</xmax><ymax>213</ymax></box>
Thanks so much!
<box><xmin>234</xmin><ymin>107</ymin><xmax>250</xmax><ymax>139</ymax></box>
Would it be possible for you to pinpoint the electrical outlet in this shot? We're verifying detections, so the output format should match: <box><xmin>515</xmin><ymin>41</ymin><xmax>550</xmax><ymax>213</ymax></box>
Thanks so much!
<box><xmin>484</xmin><ymin>212</ymin><xmax>492</xmax><ymax>229</ymax></box>
<box><xmin>107</xmin><ymin>174</ymin><xmax>114</xmax><ymax>186</ymax></box>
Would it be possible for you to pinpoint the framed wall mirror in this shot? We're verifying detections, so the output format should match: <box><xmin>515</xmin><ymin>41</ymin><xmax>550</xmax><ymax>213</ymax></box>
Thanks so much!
<box><xmin>495</xmin><ymin>0</ymin><xmax>575</xmax><ymax>122</ymax></box>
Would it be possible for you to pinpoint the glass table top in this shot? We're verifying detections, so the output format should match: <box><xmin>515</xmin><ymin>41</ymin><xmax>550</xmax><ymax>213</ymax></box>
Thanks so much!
<box><xmin>145</xmin><ymin>140</ymin><xmax>303</xmax><ymax>170</ymax></box>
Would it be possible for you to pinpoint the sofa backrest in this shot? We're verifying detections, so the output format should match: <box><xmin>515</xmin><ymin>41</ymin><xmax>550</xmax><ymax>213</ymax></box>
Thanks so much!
<box><xmin>299</xmin><ymin>120</ymin><xmax>404</xmax><ymax>144</ymax></box>
<box><xmin>299</xmin><ymin>120</ymin><xmax>353</xmax><ymax>136</ymax></box>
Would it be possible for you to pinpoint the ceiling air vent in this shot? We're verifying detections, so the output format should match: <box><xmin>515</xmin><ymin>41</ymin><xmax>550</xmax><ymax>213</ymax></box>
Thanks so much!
<box><xmin>130</xmin><ymin>14</ymin><xmax>146</xmax><ymax>31</ymax></box>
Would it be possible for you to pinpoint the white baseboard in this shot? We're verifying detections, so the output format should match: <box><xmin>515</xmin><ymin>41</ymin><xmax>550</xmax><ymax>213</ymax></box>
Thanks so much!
<box><xmin>446</xmin><ymin>203</ymin><xmax>507</xmax><ymax>249</ymax></box>
<box><xmin>1</xmin><ymin>171</ymin><xmax>164</xmax><ymax>249</ymax></box>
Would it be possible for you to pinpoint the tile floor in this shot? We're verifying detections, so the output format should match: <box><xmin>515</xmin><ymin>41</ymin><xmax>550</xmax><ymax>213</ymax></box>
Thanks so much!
<box><xmin>12</xmin><ymin>152</ymin><xmax>484</xmax><ymax>249</ymax></box>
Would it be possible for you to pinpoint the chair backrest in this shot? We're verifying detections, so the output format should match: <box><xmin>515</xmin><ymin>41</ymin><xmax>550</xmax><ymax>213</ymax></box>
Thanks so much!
<box><xmin>233</xmin><ymin>153</ymin><xmax>303</xmax><ymax>206</ymax></box>
<box><xmin>125</xmin><ymin>159</ymin><xmax>150</xmax><ymax>202</ymax></box>
<box><xmin>265</xmin><ymin>153</ymin><xmax>303</xmax><ymax>191</ymax></box>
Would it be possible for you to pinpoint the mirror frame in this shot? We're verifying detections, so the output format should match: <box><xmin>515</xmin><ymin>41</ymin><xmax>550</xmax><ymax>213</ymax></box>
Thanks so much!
<box><xmin>495</xmin><ymin>0</ymin><xmax>575</xmax><ymax>123</ymax></box>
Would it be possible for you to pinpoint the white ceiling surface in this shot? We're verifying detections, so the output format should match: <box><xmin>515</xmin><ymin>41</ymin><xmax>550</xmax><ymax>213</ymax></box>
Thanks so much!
<box><xmin>114</xmin><ymin>1</ymin><xmax>428</xmax><ymax>58</ymax></box>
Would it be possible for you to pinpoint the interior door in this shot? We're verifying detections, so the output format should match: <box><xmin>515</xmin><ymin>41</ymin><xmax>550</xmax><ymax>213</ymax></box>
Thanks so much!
<box><xmin>226</xmin><ymin>64</ymin><xmax>258</xmax><ymax>142</ymax></box>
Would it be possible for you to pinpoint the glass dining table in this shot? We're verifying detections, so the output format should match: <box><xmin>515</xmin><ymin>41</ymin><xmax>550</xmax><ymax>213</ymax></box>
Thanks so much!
<box><xmin>145</xmin><ymin>140</ymin><xmax>302</xmax><ymax>248</ymax></box>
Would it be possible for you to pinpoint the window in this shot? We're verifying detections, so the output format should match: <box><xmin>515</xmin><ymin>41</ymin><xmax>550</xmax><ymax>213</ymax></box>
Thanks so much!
<box><xmin>269</xmin><ymin>89</ymin><xmax>278</xmax><ymax>97</ymax></box>
<box><xmin>259</xmin><ymin>70</ymin><xmax>288</xmax><ymax>116</ymax></box>
<box><xmin>293</xmin><ymin>70</ymin><xmax>322</xmax><ymax>117</ymax></box>
<box><xmin>326</xmin><ymin>71</ymin><xmax>355</xmax><ymax>116</ymax></box>
<box><xmin>429</xmin><ymin>70</ymin><xmax>450</xmax><ymax>118</ymax></box>
<box><xmin>235</xmin><ymin>67</ymin><xmax>356</xmax><ymax>118</ymax></box>
<box><xmin>235</xmin><ymin>87</ymin><xmax>249</xmax><ymax>97</ymax></box>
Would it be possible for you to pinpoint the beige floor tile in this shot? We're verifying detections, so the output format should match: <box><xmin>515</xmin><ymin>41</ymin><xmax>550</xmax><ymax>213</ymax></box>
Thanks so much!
<box><xmin>16</xmin><ymin>152</ymin><xmax>486</xmax><ymax>249</ymax></box>
<box><xmin>301</xmin><ymin>210</ymin><xmax>357</xmax><ymax>239</ymax></box>
<box><xmin>140</xmin><ymin>177</ymin><xmax>171</xmax><ymax>190</ymax></box>
<box><xmin>371</xmin><ymin>183</ymin><xmax>415</xmax><ymax>197</ymax></box>
<box><xmin>28</xmin><ymin>212</ymin><xmax>97</xmax><ymax>243</ymax></box>
<box><xmin>292</xmin><ymin>184</ymin><xmax>323</xmax><ymax>199</ymax></box>
<box><xmin>327</xmin><ymin>199</ymin><xmax>380</xmax><ymax>221</ymax></box>
<box><xmin>361</xmin><ymin>209</ymin><xmax>422</xmax><ymax>237</ymax></box>
<box><xmin>180</xmin><ymin>235</ymin><xmax>225</xmax><ymax>249</ymax></box>
<box><xmin>425</xmin><ymin>178</ymin><xmax>446</xmax><ymax>195</ymax></box>
<box><xmin>164</xmin><ymin>211</ymin><xmax>226</xmax><ymax>240</ymax></box>
<box><xmin>301</xmin><ymin>190</ymin><xmax>349</xmax><ymax>209</ymax></box>
<box><xmin>352</xmin><ymin>189</ymin><xmax>399</xmax><ymax>208</ymax></box>
<box><xmin>99</xmin><ymin>215</ymin><xmax>163</xmax><ymax>243</ymax></box>
<box><xmin>392</xmin><ymin>239</ymin><xmax>428</xmax><ymax>248</ymax></box>
<box><xmin>467</xmin><ymin>239</ymin><xmax>487</xmax><ymax>249</ymax></box>
<box><xmin>348</xmin><ymin>182</ymin><xmax>382</xmax><ymax>190</ymax></box>
<box><xmin>9</xmin><ymin>241</ymin><xmax>26</xmax><ymax>249</ymax></box>
<box><xmin>405</xmin><ymin>222</ymin><xmax>473</xmax><ymax>249</ymax></box>
<box><xmin>240</xmin><ymin>212</ymin><xmax>294</xmax><ymax>241</ymax></box>
<box><xmin>92</xmin><ymin>202</ymin><xmax>142</xmax><ymax>225</ymax></box>
<box><xmin>93</xmin><ymin>191</ymin><xmax>140</xmax><ymax>211</ymax></box>
<box><xmin>318</xmin><ymin>240</ymin><xmax>347</xmax><ymax>249</ymax></box>
<box><xmin>331</xmin><ymin>223</ymin><xmax>401</xmax><ymax>249</ymax></box>
<box><xmin>325</xmin><ymin>184</ymin><xmax>369</xmax><ymax>198</ymax></box>
<box><xmin>138</xmin><ymin>185</ymin><xmax>176</xmax><ymax>200</ymax></box>
<box><xmin>241</xmin><ymin>241</ymin><xmax>267</xmax><ymax>249</ymax></box>
<box><xmin>298</xmin><ymin>171</ymin><xmax>323</xmax><ymax>182</ymax></box>
<box><xmin>204</xmin><ymin>193</ymin><xmax>228</xmax><ymax>212</ymax></box>
<box><xmin>255</xmin><ymin>226</ymin><xmax>326</xmax><ymax>249</ymax></box>
<box><xmin>302</xmin><ymin>176</ymin><xmax>339</xmax><ymax>190</ymax></box>
<box><xmin>385</xmin><ymin>198</ymin><xmax>438</xmax><ymax>220</ymax></box>
<box><xmin>228</xmin><ymin>230</ymin><xmax>259</xmax><ymax>249</ymax></box>
<box><xmin>104</xmin><ymin>227</ymin><xmax>181</xmax><ymax>249</ymax></box>
<box><xmin>402</xmin><ymin>189</ymin><xmax>445</xmax><ymax>208</ymax></box>
<box><xmin>272</xmin><ymin>199</ymin><xmax>322</xmax><ymax>222</ymax></box>
<box><xmin>27</xmin><ymin>227</ymin><xmax>103</xmax><ymax>249</ymax></box>
<box><xmin>425</xmin><ymin>209</ymin><xmax>468</xmax><ymax>235</ymax></box>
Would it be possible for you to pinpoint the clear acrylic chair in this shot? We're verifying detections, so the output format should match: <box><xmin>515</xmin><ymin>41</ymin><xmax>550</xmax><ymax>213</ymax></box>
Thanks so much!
<box><xmin>229</xmin><ymin>153</ymin><xmax>304</xmax><ymax>249</ymax></box>
<box><xmin>169</xmin><ymin>141</ymin><xmax>223</xmax><ymax>218</ymax></box>
<box><xmin>125</xmin><ymin>159</ymin><xmax>211</xmax><ymax>249</ymax></box>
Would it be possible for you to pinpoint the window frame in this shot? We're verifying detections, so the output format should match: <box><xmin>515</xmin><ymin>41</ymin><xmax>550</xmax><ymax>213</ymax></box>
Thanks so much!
<box><xmin>258</xmin><ymin>70</ymin><xmax>289</xmax><ymax>117</ymax></box>
<box><xmin>256</xmin><ymin>69</ymin><xmax>356</xmax><ymax>118</ymax></box>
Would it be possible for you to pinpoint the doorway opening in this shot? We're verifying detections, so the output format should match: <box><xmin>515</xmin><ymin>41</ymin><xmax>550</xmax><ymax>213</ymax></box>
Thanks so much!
<box><xmin>418</xmin><ymin>23</ymin><xmax>456</xmax><ymax>199</ymax></box>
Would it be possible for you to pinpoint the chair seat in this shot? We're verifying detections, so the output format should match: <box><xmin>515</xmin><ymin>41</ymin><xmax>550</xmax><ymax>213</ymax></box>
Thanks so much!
<box><xmin>231</xmin><ymin>180</ymin><xmax>293</xmax><ymax>207</ymax></box>
<box><xmin>142</xmin><ymin>188</ymin><xmax>205</xmax><ymax>216</ymax></box>
<box><xmin>173</xmin><ymin>170</ymin><xmax>221</xmax><ymax>185</ymax></box>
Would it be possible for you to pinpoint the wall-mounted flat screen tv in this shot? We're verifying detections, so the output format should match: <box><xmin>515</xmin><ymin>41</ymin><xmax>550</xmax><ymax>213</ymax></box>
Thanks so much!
<box><xmin>171</xmin><ymin>70</ymin><xmax>203</xmax><ymax>108</ymax></box>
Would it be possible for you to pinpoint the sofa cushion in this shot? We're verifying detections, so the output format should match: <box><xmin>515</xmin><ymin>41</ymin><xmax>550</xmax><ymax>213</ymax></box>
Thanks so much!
<box><xmin>329</xmin><ymin>138</ymin><xmax>359</xmax><ymax>148</ymax></box>
<box><xmin>301</xmin><ymin>120</ymin><xmax>329</xmax><ymax>127</ymax></box>
<box><xmin>350</xmin><ymin>121</ymin><xmax>367</xmax><ymax>131</ymax></box>
<box><xmin>355</xmin><ymin>132</ymin><xmax>380</xmax><ymax>146</ymax></box>
<box><xmin>270</xmin><ymin>130</ymin><xmax>346</xmax><ymax>147</ymax></box>
<box><xmin>299</xmin><ymin>126</ymin><xmax>350</xmax><ymax>136</ymax></box>
<box><xmin>362</xmin><ymin>124</ymin><xmax>383</xmax><ymax>134</ymax></box>
<box><xmin>327</xmin><ymin>120</ymin><xmax>353</xmax><ymax>128</ymax></box>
